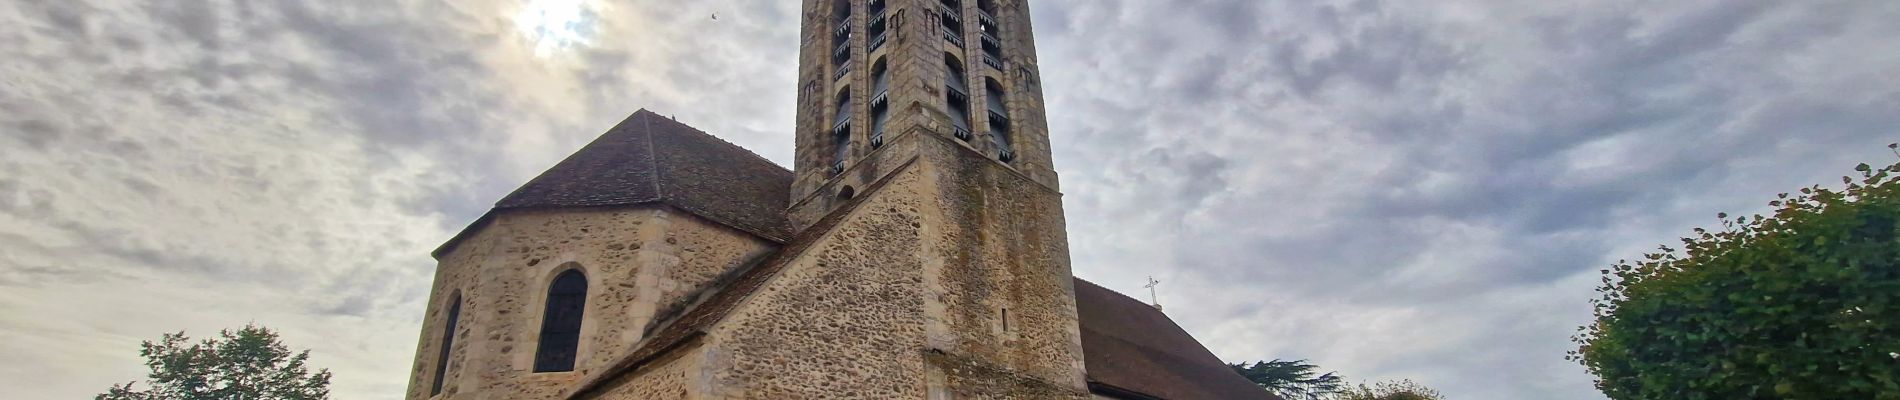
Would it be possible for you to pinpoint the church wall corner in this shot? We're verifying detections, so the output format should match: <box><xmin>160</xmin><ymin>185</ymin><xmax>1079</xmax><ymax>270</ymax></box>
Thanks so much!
<box><xmin>406</xmin><ymin>207</ymin><xmax>777</xmax><ymax>400</ymax></box>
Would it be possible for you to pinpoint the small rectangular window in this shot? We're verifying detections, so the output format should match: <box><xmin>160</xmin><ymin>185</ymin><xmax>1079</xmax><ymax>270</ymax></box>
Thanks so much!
<box><xmin>1001</xmin><ymin>307</ymin><xmax>1010</xmax><ymax>332</ymax></box>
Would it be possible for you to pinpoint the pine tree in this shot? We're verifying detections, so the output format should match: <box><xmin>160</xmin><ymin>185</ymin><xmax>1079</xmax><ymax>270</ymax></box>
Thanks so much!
<box><xmin>1229</xmin><ymin>359</ymin><xmax>1347</xmax><ymax>400</ymax></box>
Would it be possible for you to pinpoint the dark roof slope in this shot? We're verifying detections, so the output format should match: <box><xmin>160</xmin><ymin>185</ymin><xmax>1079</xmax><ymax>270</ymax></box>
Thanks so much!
<box><xmin>495</xmin><ymin>110</ymin><xmax>662</xmax><ymax>210</ymax></box>
<box><xmin>438</xmin><ymin>110</ymin><xmax>792</xmax><ymax>257</ymax></box>
<box><xmin>646</xmin><ymin>113</ymin><xmax>795</xmax><ymax>242</ymax></box>
<box><xmin>497</xmin><ymin>109</ymin><xmax>792</xmax><ymax>240</ymax></box>
<box><xmin>1075</xmin><ymin>279</ymin><xmax>1280</xmax><ymax>400</ymax></box>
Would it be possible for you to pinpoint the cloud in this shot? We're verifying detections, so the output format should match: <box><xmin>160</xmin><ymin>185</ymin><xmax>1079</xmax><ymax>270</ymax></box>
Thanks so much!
<box><xmin>1043</xmin><ymin>0</ymin><xmax>1900</xmax><ymax>398</ymax></box>
<box><xmin>0</xmin><ymin>0</ymin><xmax>811</xmax><ymax>397</ymax></box>
<box><xmin>1</xmin><ymin>0</ymin><xmax>1897</xmax><ymax>399</ymax></box>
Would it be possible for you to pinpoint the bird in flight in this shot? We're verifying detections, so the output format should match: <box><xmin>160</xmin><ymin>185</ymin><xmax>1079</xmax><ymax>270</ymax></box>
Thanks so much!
<box><xmin>711</xmin><ymin>13</ymin><xmax>719</xmax><ymax>20</ymax></box>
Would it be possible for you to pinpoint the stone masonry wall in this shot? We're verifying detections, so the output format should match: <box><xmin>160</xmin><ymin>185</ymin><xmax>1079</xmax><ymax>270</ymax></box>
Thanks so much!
<box><xmin>404</xmin><ymin>207</ymin><xmax>776</xmax><ymax>400</ymax></box>
<box><xmin>700</xmin><ymin>161</ymin><xmax>935</xmax><ymax>399</ymax></box>
<box><xmin>588</xmin><ymin>341</ymin><xmax>704</xmax><ymax>400</ymax></box>
<box><xmin>914</xmin><ymin>132</ymin><xmax>1087</xmax><ymax>396</ymax></box>
<box><xmin>586</xmin><ymin>134</ymin><xmax>1084</xmax><ymax>399</ymax></box>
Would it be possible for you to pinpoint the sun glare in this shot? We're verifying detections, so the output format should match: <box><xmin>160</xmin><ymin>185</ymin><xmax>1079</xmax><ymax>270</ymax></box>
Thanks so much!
<box><xmin>515</xmin><ymin>0</ymin><xmax>599</xmax><ymax>57</ymax></box>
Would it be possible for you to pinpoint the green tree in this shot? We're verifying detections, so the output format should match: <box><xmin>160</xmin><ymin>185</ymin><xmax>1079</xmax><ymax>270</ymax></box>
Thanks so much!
<box><xmin>1571</xmin><ymin>154</ymin><xmax>1900</xmax><ymax>399</ymax></box>
<box><xmin>1230</xmin><ymin>359</ymin><xmax>1347</xmax><ymax>400</ymax></box>
<box><xmin>98</xmin><ymin>324</ymin><xmax>332</xmax><ymax>400</ymax></box>
<box><xmin>1332</xmin><ymin>379</ymin><xmax>1444</xmax><ymax>400</ymax></box>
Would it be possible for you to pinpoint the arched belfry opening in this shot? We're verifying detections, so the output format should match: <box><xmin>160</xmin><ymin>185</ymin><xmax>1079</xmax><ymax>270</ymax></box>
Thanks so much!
<box><xmin>832</xmin><ymin>86</ymin><xmax>854</xmax><ymax>175</ymax></box>
<box><xmin>984</xmin><ymin>78</ymin><xmax>1013</xmax><ymax>162</ymax></box>
<box><xmin>867</xmin><ymin>0</ymin><xmax>889</xmax><ymax>52</ymax></box>
<box><xmin>977</xmin><ymin>0</ymin><xmax>1004</xmax><ymax>71</ymax></box>
<box><xmin>940</xmin><ymin>0</ymin><xmax>965</xmax><ymax>48</ymax></box>
<box><xmin>945</xmin><ymin>53</ymin><xmax>973</xmax><ymax>141</ymax></box>
<box><xmin>831</xmin><ymin>0</ymin><xmax>852</xmax><ymax>79</ymax></box>
<box><xmin>870</xmin><ymin>57</ymin><xmax>892</xmax><ymax>148</ymax></box>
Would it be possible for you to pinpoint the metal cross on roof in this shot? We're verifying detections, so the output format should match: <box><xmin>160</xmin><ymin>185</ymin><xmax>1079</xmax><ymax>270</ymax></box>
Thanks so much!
<box><xmin>1143</xmin><ymin>276</ymin><xmax>1163</xmax><ymax>311</ymax></box>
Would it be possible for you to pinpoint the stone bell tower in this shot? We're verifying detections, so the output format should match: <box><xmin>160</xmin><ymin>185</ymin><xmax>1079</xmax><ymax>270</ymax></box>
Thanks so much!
<box><xmin>756</xmin><ymin>0</ymin><xmax>1089</xmax><ymax>397</ymax></box>
<box><xmin>789</xmin><ymin>0</ymin><xmax>1058</xmax><ymax>228</ymax></box>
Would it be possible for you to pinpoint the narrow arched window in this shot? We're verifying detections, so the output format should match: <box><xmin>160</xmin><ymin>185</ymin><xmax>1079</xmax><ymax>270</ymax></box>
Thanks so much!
<box><xmin>944</xmin><ymin>53</ymin><xmax>973</xmax><ymax>141</ymax></box>
<box><xmin>534</xmin><ymin>270</ymin><xmax>587</xmax><ymax>373</ymax></box>
<box><xmin>431</xmin><ymin>292</ymin><xmax>462</xmax><ymax>395</ymax></box>
<box><xmin>985</xmin><ymin>78</ymin><xmax>1014</xmax><ymax>161</ymax></box>
<box><xmin>870</xmin><ymin>58</ymin><xmax>891</xmax><ymax>148</ymax></box>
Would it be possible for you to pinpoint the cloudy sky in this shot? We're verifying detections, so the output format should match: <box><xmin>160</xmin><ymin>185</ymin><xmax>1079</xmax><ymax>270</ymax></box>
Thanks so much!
<box><xmin>2</xmin><ymin>0</ymin><xmax>1896</xmax><ymax>398</ymax></box>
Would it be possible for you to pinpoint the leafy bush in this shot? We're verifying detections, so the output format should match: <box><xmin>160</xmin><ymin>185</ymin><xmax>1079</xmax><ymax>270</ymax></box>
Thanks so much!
<box><xmin>1332</xmin><ymin>379</ymin><xmax>1443</xmax><ymax>400</ymax></box>
<box><xmin>98</xmin><ymin>324</ymin><xmax>331</xmax><ymax>400</ymax></box>
<box><xmin>1571</xmin><ymin>155</ymin><xmax>1900</xmax><ymax>399</ymax></box>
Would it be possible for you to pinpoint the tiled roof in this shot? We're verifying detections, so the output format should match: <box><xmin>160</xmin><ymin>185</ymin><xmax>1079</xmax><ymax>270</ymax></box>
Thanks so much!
<box><xmin>436</xmin><ymin>110</ymin><xmax>792</xmax><ymax>258</ymax></box>
<box><xmin>1075</xmin><ymin>278</ymin><xmax>1280</xmax><ymax>400</ymax></box>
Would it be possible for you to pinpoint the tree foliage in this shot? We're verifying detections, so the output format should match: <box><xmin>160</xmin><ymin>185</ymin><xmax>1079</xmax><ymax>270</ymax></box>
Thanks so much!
<box><xmin>1571</xmin><ymin>155</ymin><xmax>1900</xmax><ymax>399</ymax></box>
<box><xmin>1332</xmin><ymin>379</ymin><xmax>1445</xmax><ymax>400</ymax></box>
<box><xmin>98</xmin><ymin>324</ymin><xmax>332</xmax><ymax>400</ymax></box>
<box><xmin>1230</xmin><ymin>359</ymin><xmax>1346</xmax><ymax>400</ymax></box>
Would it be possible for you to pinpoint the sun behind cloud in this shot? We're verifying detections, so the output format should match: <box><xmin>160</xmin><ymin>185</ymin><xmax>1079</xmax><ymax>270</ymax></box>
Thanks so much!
<box><xmin>514</xmin><ymin>0</ymin><xmax>602</xmax><ymax>57</ymax></box>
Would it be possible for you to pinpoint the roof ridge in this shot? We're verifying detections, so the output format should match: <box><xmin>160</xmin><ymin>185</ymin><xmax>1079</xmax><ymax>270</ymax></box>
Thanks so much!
<box><xmin>640</xmin><ymin>109</ymin><xmax>664</xmax><ymax>203</ymax></box>
<box><xmin>634</xmin><ymin>109</ymin><xmax>790</xmax><ymax>174</ymax></box>
<box><xmin>493</xmin><ymin>112</ymin><xmax>665</xmax><ymax>209</ymax></box>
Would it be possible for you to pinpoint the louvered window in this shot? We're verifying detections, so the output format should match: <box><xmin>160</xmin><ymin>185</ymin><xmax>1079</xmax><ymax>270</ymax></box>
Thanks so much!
<box><xmin>985</xmin><ymin>79</ymin><xmax>1013</xmax><ymax>162</ymax></box>
<box><xmin>945</xmin><ymin>54</ymin><xmax>973</xmax><ymax>141</ymax></box>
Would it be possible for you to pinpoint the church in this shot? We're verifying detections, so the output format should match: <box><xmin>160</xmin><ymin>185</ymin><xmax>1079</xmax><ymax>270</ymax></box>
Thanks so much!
<box><xmin>404</xmin><ymin>0</ymin><xmax>1275</xmax><ymax>399</ymax></box>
